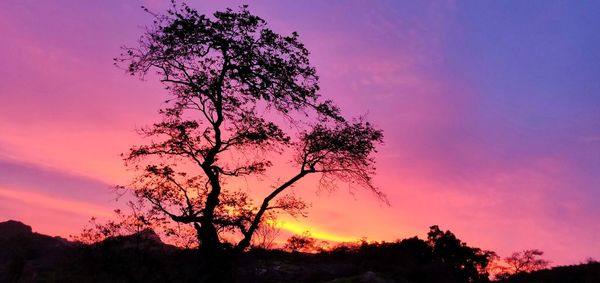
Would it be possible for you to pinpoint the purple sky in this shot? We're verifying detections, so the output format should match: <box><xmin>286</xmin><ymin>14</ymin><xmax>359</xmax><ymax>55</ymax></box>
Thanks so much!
<box><xmin>0</xmin><ymin>0</ymin><xmax>599</xmax><ymax>265</ymax></box>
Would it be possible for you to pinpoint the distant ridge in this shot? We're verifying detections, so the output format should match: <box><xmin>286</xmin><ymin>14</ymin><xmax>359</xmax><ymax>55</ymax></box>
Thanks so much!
<box><xmin>0</xmin><ymin>220</ymin><xmax>33</xmax><ymax>239</ymax></box>
<box><xmin>0</xmin><ymin>220</ymin><xmax>176</xmax><ymax>282</ymax></box>
<box><xmin>0</xmin><ymin>219</ymin><xmax>167</xmax><ymax>249</ymax></box>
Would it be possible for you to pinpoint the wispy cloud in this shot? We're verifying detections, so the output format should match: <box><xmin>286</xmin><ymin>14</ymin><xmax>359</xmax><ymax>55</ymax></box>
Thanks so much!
<box><xmin>0</xmin><ymin>157</ymin><xmax>115</xmax><ymax>203</ymax></box>
<box><xmin>0</xmin><ymin>187</ymin><xmax>113</xmax><ymax>218</ymax></box>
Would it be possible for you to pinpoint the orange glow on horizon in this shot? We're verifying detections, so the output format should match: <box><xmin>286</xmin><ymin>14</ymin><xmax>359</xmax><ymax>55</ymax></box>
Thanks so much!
<box><xmin>271</xmin><ymin>219</ymin><xmax>359</xmax><ymax>243</ymax></box>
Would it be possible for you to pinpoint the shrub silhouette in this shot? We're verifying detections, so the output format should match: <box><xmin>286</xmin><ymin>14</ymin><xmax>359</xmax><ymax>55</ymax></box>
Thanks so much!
<box><xmin>494</xmin><ymin>249</ymin><xmax>550</xmax><ymax>280</ymax></box>
<box><xmin>284</xmin><ymin>231</ymin><xmax>317</xmax><ymax>253</ymax></box>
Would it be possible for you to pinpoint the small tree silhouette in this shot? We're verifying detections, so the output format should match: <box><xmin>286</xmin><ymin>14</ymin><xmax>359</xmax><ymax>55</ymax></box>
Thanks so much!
<box><xmin>112</xmin><ymin>2</ymin><xmax>385</xmax><ymax>256</ymax></box>
<box><xmin>505</xmin><ymin>249</ymin><xmax>550</xmax><ymax>273</ymax></box>
<box><xmin>74</xmin><ymin>201</ymin><xmax>154</xmax><ymax>245</ymax></box>
<box><xmin>493</xmin><ymin>249</ymin><xmax>550</xmax><ymax>280</ymax></box>
<box><xmin>250</xmin><ymin>219</ymin><xmax>281</xmax><ymax>250</ymax></box>
<box><xmin>284</xmin><ymin>231</ymin><xmax>317</xmax><ymax>253</ymax></box>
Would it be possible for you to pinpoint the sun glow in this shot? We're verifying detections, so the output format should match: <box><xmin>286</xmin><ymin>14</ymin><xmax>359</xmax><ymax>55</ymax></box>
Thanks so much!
<box><xmin>273</xmin><ymin>220</ymin><xmax>358</xmax><ymax>243</ymax></box>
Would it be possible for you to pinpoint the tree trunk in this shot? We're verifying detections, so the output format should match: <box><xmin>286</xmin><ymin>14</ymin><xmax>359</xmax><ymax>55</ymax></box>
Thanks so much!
<box><xmin>194</xmin><ymin>224</ymin><xmax>234</xmax><ymax>283</ymax></box>
<box><xmin>195</xmin><ymin>222</ymin><xmax>220</xmax><ymax>254</ymax></box>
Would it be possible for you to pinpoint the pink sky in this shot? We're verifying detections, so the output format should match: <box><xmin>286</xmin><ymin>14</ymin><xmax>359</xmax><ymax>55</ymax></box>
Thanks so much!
<box><xmin>1</xmin><ymin>1</ymin><xmax>599</xmax><ymax>265</ymax></box>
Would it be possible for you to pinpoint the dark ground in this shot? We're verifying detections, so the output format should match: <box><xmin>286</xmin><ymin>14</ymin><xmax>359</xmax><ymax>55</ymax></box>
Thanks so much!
<box><xmin>0</xmin><ymin>220</ymin><xmax>598</xmax><ymax>283</ymax></box>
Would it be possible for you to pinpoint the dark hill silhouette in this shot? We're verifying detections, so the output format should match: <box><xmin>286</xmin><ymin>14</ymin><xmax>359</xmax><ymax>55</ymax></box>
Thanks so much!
<box><xmin>0</xmin><ymin>220</ymin><xmax>33</xmax><ymax>238</ymax></box>
<box><xmin>1</xmin><ymin>220</ymin><xmax>599</xmax><ymax>282</ymax></box>
<box><xmin>0</xmin><ymin>220</ymin><xmax>176</xmax><ymax>282</ymax></box>
<box><xmin>94</xmin><ymin>228</ymin><xmax>175</xmax><ymax>251</ymax></box>
<box><xmin>0</xmin><ymin>220</ymin><xmax>73</xmax><ymax>282</ymax></box>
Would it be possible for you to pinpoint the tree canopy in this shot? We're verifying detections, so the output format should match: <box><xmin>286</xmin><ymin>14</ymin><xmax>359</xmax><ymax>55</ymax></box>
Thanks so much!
<box><xmin>427</xmin><ymin>225</ymin><xmax>495</xmax><ymax>282</ymax></box>
<box><xmin>115</xmin><ymin>3</ymin><xmax>384</xmax><ymax>254</ymax></box>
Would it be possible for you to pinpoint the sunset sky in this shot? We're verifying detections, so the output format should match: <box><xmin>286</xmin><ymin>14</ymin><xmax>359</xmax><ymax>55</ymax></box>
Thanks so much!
<box><xmin>1</xmin><ymin>1</ymin><xmax>599</xmax><ymax>265</ymax></box>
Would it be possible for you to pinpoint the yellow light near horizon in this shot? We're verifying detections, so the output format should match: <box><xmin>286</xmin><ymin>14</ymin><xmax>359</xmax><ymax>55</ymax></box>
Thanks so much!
<box><xmin>270</xmin><ymin>219</ymin><xmax>358</xmax><ymax>243</ymax></box>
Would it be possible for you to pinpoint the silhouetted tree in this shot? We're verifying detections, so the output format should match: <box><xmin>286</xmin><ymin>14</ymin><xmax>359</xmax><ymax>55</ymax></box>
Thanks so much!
<box><xmin>494</xmin><ymin>249</ymin><xmax>550</xmax><ymax>280</ymax></box>
<box><xmin>114</xmin><ymin>2</ymin><xmax>384</xmax><ymax>256</ymax></box>
<box><xmin>427</xmin><ymin>225</ymin><xmax>494</xmax><ymax>282</ymax></box>
<box><xmin>505</xmin><ymin>249</ymin><xmax>550</xmax><ymax>273</ymax></box>
<box><xmin>284</xmin><ymin>231</ymin><xmax>317</xmax><ymax>253</ymax></box>
<box><xmin>75</xmin><ymin>201</ymin><xmax>154</xmax><ymax>245</ymax></box>
<box><xmin>250</xmin><ymin>219</ymin><xmax>281</xmax><ymax>250</ymax></box>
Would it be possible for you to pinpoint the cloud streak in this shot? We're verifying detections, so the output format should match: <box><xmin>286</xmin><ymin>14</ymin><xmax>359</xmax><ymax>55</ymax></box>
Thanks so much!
<box><xmin>0</xmin><ymin>187</ymin><xmax>113</xmax><ymax>218</ymax></box>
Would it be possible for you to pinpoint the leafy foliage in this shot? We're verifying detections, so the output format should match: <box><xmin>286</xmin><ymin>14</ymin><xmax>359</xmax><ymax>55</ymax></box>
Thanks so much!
<box><xmin>493</xmin><ymin>249</ymin><xmax>550</xmax><ymax>280</ymax></box>
<box><xmin>426</xmin><ymin>225</ymin><xmax>496</xmax><ymax>282</ymax></box>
